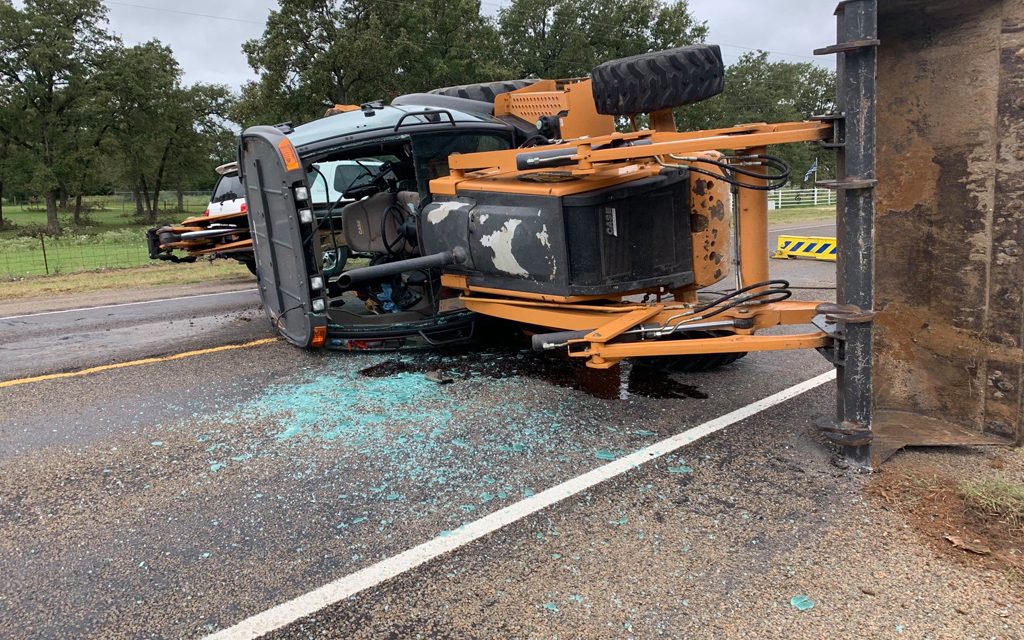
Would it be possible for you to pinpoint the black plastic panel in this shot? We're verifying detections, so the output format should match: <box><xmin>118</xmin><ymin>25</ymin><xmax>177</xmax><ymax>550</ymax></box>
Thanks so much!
<box><xmin>421</xmin><ymin>169</ymin><xmax>694</xmax><ymax>297</ymax></box>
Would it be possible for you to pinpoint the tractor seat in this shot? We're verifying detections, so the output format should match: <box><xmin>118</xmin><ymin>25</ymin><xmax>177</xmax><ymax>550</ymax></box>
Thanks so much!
<box><xmin>342</xmin><ymin>191</ymin><xmax>419</xmax><ymax>254</ymax></box>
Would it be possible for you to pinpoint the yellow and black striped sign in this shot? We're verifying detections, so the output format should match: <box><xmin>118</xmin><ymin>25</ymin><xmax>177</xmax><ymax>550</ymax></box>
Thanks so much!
<box><xmin>772</xmin><ymin>235</ymin><xmax>837</xmax><ymax>262</ymax></box>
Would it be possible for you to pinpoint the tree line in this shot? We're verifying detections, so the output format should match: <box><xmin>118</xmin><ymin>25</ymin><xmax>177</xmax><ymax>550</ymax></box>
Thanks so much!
<box><xmin>0</xmin><ymin>0</ymin><xmax>233</xmax><ymax>233</ymax></box>
<box><xmin>0</xmin><ymin>0</ymin><xmax>835</xmax><ymax>235</ymax></box>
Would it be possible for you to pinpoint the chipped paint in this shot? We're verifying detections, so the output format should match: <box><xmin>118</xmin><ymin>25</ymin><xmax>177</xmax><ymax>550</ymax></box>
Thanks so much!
<box><xmin>689</xmin><ymin>169</ymin><xmax>731</xmax><ymax>288</ymax></box>
<box><xmin>426</xmin><ymin>201</ymin><xmax>465</xmax><ymax>225</ymax></box>
<box><xmin>479</xmin><ymin>219</ymin><xmax>529</xmax><ymax>277</ymax></box>
<box><xmin>536</xmin><ymin>224</ymin><xmax>551</xmax><ymax>248</ymax></box>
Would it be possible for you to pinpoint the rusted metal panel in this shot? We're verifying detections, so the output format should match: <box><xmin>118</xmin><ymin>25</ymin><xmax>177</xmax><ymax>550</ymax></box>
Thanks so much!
<box><xmin>873</xmin><ymin>0</ymin><xmax>1024</xmax><ymax>457</ymax></box>
<box><xmin>688</xmin><ymin>168</ymin><xmax>731</xmax><ymax>288</ymax></box>
<box><xmin>871</xmin><ymin>410</ymin><xmax>1010</xmax><ymax>464</ymax></box>
<box><xmin>984</xmin><ymin>2</ymin><xmax>1024</xmax><ymax>440</ymax></box>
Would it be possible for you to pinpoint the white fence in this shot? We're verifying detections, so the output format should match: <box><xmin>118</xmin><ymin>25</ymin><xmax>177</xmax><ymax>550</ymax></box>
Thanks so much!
<box><xmin>769</xmin><ymin>187</ymin><xmax>836</xmax><ymax>210</ymax></box>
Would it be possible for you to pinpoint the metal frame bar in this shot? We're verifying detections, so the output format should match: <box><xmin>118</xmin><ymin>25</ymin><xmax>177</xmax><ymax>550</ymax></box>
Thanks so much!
<box><xmin>444</xmin><ymin>121</ymin><xmax>832</xmax><ymax>176</ymax></box>
<box><xmin>822</xmin><ymin>0</ymin><xmax>878</xmax><ymax>466</ymax></box>
<box><xmin>570</xmin><ymin>333</ymin><xmax>830</xmax><ymax>368</ymax></box>
<box><xmin>461</xmin><ymin>295</ymin><xmax>827</xmax><ymax>368</ymax></box>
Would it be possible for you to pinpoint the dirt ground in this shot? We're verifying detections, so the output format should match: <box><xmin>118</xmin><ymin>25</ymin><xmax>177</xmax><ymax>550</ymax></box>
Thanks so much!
<box><xmin>869</xmin><ymin>446</ymin><xmax>1024</xmax><ymax>594</ymax></box>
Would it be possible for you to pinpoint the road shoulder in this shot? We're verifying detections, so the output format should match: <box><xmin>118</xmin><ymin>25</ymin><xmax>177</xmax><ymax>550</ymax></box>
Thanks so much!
<box><xmin>0</xmin><ymin>277</ymin><xmax>254</xmax><ymax>317</ymax></box>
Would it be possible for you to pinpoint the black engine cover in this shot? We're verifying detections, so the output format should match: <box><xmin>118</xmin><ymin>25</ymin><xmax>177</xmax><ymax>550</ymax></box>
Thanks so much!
<box><xmin>420</xmin><ymin>169</ymin><xmax>694</xmax><ymax>297</ymax></box>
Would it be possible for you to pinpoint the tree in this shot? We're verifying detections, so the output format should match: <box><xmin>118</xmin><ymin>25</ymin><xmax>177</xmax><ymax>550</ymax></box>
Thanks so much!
<box><xmin>156</xmin><ymin>83</ymin><xmax>235</xmax><ymax>212</ymax></box>
<box><xmin>497</xmin><ymin>0</ymin><xmax>708</xmax><ymax>78</ymax></box>
<box><xmin>98</xmin><ymin>42</ymin><xmax>175</xmax><ymax>220</ymax></box>
<box><xmin>101</xmin><ymin>41</ymin><xmax>234</xmax><ymax>221</ymax></box>
<box><xmin>675</xmin><ymin>51</ymin><xmax>836</xmax><ymax>183</ymax></box>
<box><xmin>235</xmin><ymin>0</ymin><xmax>507</xmax><ymax>127</ymax></box>
<box><xmin>61</xmin><ymin>81</ymin><xmax>115</xmax><ymax>224</ymax></box>
<box><xmin>0</xmin><ymin>0</ymin><xmax>113</xmax><ymax>234</ymax></box>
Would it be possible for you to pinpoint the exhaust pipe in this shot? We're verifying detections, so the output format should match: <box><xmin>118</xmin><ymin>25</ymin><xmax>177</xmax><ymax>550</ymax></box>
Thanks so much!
<box><xmin>337</xmin><ymin>247</ymin><xmax>467</xmax><ymax>288</ymax></box>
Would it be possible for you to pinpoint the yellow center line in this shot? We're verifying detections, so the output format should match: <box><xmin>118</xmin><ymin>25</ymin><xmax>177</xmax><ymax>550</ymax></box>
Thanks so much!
<box><xmin>0</xmin><ymin>337</ymin><xmax>278</xmax><ymax>389</ymax></box>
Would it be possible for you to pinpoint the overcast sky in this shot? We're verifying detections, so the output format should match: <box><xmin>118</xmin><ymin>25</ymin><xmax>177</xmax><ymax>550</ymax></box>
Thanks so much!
<box><xmin>93</xmin><ymin>0</ymin><xmax>836</xmax><ymax>89</ymax></box>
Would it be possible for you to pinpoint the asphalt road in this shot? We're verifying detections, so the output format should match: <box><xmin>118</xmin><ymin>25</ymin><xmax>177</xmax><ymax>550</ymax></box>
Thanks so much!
<box><xmin>0</xmin><ymin>288</ymin><xmax>265</xmax><ymax>379</ymax></box>
<box><xmin>0</xmin><ymin>324</ymin><xmax>843</xmax><ymax>638</ymax></box>
<box><xmin>2</xmin><ymin>223</ymin><xmax>1016</xmax><ymax>639</ymax></box>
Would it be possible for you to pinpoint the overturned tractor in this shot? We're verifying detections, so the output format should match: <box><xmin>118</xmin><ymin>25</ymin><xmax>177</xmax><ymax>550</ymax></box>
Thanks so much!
<box><xmin>238</xmin><ymin>44</ymin><xmax>838</xmax><ymax>378</ymax></box>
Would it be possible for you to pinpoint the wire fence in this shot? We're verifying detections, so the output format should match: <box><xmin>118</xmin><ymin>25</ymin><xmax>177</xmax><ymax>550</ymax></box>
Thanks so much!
<box><xmin>0</xmin><ymin>229</ymin><xmax>153</xmax><ymax>278</ymax></box>
<box><xmin>0</xmin><ymin>192</ymin><xmax>213</xmax><ymax>280</ymax></box>
<box><xmin>108</xmin><ymin>191</ymin><xmax>212</xmax><ymax>214</ymax></box>
<box><xmin>2</xmin><ymin>191</ymin><xmax>213</xmax><ymax>215</ymax></box>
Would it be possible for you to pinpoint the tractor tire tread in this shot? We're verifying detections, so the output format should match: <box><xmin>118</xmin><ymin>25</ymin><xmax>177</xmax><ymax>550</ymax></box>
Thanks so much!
<box><xmin>428</xmin><ymin>79</ymin><xmax>539</xmax><ymax>103</ymax></box>
<box><xmin>590</xmin><ymin>45</ymin><xmax>725</xmax><ymax>115</ymax></box>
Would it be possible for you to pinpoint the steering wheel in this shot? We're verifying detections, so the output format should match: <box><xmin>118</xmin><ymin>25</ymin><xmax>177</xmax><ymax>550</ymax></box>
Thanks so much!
<box><xmin>343</xmin><ymin>161</ymin><xmax>396</xmax><ymax>200</ymax></box>
<box><xmin>381</xmin><ymin>204</ymin><xmax>409</xmax><ymax>257</ymax></box>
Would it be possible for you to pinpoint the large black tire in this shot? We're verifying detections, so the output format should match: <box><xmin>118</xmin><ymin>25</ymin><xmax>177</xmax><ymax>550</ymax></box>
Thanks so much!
<box><xmin>428</xmin><ymin>79</ymin><xmax>539</xmax><ymax>103</ymax></box>
<box><xmin>590</xmin><ymin>44</ymin><xmax>725</xmax><ymax>115</ymax></box>
<box><xmin>637</xmin><ymin>330</ymin><xmax>747</xmax><ymax>373</ymax></box>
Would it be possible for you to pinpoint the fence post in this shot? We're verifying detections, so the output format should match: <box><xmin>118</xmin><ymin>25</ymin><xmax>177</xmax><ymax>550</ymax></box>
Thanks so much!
<box><xmin>38</xmin><ymin>233</ymin><xmax>49</xmax><ymax>275</ymax></box>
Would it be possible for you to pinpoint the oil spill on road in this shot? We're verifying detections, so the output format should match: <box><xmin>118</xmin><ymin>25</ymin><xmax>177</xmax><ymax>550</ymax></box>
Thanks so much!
<box><xmin>358</xmin><ymin>349</ymin><xmax>708</xmax><ymax>401</ymax></box>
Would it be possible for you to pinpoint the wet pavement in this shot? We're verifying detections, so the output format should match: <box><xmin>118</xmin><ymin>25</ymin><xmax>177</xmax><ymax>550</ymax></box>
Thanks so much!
<box><xmin>0</xmin><ymin>335</ymin><xmax>832</xmax><ymax>636</ymax></box>
<box><xmin>0</xmin><ymin>287</ymin><xmax>263</xmax><ymax>379</ymax></box>
<box><xmin>2</xmin><ymin>231</ymin><xmax>1017</xmax><ymax>639</ymax></box>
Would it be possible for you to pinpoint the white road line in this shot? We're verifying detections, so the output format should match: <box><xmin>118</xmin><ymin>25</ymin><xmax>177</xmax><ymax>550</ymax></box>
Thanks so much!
<box><xmin>0</xmin><ymin>288</ymin><xmax>258</xmax><ymax>321</ymax></box>
<box><xmin>205</xmin><ymin>369</ymin><xmax>837</xmax><ymax>640</ymax></box>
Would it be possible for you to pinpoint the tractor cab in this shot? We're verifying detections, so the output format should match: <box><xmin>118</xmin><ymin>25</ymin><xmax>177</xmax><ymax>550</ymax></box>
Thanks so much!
<box><xmin>239</xmin><ymin>103</ymin><xmax>519</xmax><ymax>349</ymax></box>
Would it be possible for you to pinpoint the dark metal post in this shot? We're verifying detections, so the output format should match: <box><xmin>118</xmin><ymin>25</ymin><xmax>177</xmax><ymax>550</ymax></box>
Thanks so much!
<box><xmin>815</xmin><ymin>0</ymin><xmax>878</xmax><ymax>467</ymax></box>
<box><xmin>39</xmin><ymin>232</ymin><xmax>49</xmax><ymax>275</ymax></box>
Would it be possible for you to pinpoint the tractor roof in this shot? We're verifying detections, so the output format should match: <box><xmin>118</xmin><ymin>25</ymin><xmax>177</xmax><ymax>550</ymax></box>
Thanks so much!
<box><xmin>288</xmin><ymin>103</ymin><xmax>505</xmax><ymax>153</ymax></box>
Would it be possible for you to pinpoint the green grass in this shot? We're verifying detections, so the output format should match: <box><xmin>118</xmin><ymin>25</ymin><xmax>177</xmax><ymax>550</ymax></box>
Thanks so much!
<box><xmin>2</xmin><ymin>205</ymin><xmax>142</xmax><ymax>238</ymax></box>
<box><xmin>0</xmin><ymin>196</ymin><xmax>212</xmax><ymax>279</ymax></box>
<box><xmin>767</xmin><ymin>205</ymin><xmax>835</xmax><ymax>226</ymax></box>
<box><xmin>0</xmin><ymin>228</ymin><xmax>156</xmax><ymax>277</ymax></box>
<box><xmin>958</xmin><ymin>478</ymin><xmax>1024</xmax><ymax>530</ymax></box>
<box><xmin>0</xmin><ymin>196</ymin><xmax>209</xmax><ymax>240</ymax></box>
<box><xmin>2</xmin><ymin>260</ymin><xmax>252</xmax><ymax>299</ymax></box>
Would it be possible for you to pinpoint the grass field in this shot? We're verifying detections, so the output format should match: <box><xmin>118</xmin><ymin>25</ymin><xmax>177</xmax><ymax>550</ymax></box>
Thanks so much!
<box><xmin>767</xmin><ymin>205</ymin><xmax>836</xmax><ymax>226</ymax></box>
<box><xmin>2</xmin><ymin>260</ymin><xmax>252</xmax><ymax>300</ymax></box>
<box><xmin>0</xmin><ymin>196</ymin><xmax>211</xmax><ymax>280</ymax></box>
<box><xmin>1</xmin><ymin>229</ymin><xmax>158</xmax><ymax>277</ymax></box>
<box><xmin>0</xmin><ymin>196</ymin><xmax>209</xmax><ymax>240</ymax></box>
